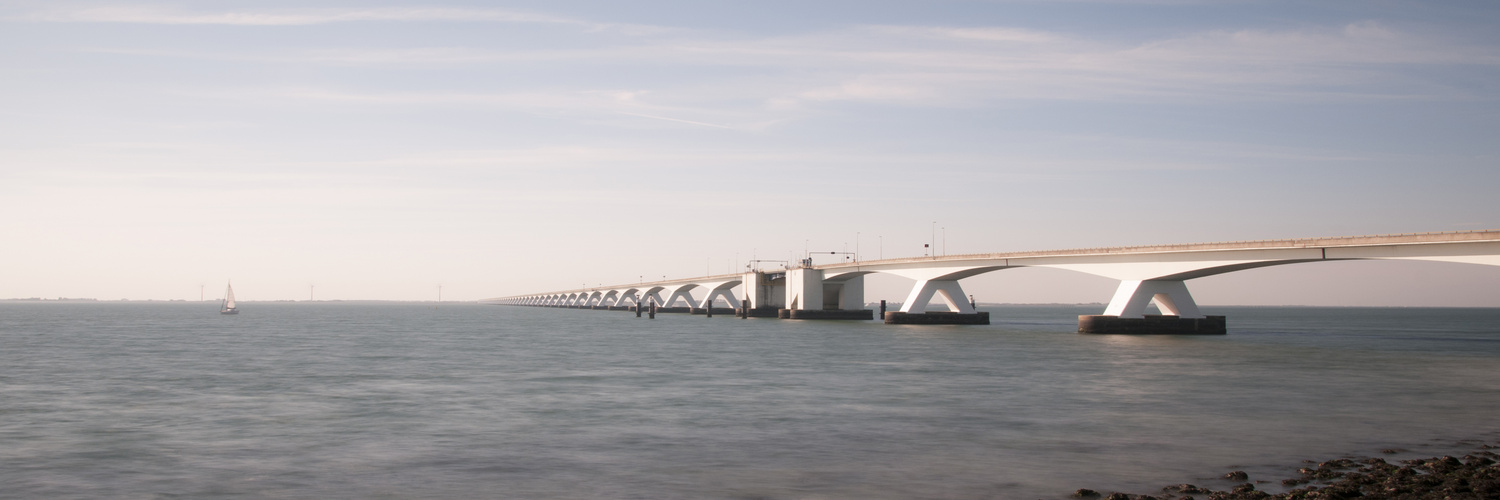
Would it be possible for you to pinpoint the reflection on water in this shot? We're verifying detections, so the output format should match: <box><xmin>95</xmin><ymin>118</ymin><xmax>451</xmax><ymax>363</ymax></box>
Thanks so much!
<box><xmin>1</xmin><ymin>303</ymin><xmax>1497</xmax><ymax>499</ymax></box>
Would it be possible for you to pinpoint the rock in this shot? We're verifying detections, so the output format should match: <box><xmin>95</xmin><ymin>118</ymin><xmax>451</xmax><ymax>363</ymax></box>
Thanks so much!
<box><xmin>1316</xmin><ymin>459</ymin><xmax>1355</xmax><ymax>469</ymax></box>
<box><xmin>1223</xmin><ymin>471</ymin><xmax>1248</xmax><ymax>481</ymax></box>
<box><xmin>1085</xmin><ymin>444</ymin><xmax>1500</xmax><ymax>500</ymax></box>
<box><xmin>1074</xmin><ymin>489</ymin><xmax>1101</xmax><ymax>498</ymax></box>
<box><xmin>1162</xmin><ymin>484</ymin><xmax>1210</xmax><ymax>495</ymax></box>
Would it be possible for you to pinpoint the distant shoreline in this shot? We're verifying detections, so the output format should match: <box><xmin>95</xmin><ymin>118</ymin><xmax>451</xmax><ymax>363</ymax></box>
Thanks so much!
<box><xmin>0</xmin><ymin>299</ymin><xmax>479</xmax><ymax>304</ymax></box>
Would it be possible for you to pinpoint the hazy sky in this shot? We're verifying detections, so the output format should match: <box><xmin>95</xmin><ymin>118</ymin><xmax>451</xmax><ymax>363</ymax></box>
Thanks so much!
<box><xmin>3</xmin><ymin>0</ymin><xmax>1498</xmax><ymax>305</ymax></box>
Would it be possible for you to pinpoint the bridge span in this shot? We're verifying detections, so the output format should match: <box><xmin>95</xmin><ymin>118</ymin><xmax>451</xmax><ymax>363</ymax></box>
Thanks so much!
<box><xmin>483</xmin><ymin>230</ymin><xmax>1500</xmax><ymax>333</ymax></box>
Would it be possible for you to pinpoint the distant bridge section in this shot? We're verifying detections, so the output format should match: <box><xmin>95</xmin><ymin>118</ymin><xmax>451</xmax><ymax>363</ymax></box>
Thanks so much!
<box><xmin>484</xmin><ymin>230</ymin><xmax>1500</xmax><ymax>333</ymax></box>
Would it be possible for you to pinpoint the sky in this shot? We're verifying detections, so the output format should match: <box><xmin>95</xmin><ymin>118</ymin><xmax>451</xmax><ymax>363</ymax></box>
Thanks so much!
<box><xmin>2</xmin><ymin>0</ymin><xmax>1498</xmax><ymax>305</ymax></box>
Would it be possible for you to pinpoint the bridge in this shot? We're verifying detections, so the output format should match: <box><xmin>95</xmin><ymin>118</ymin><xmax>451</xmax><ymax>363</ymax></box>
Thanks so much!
<box><xmin>482</xmin><ymin>230</ymin><xmax>1500</xmax><ymax>333</ymax></box>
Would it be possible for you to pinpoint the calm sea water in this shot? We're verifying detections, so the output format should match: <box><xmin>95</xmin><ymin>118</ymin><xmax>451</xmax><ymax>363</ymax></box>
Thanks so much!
<box><xmin>2</xmin><ymin>302</ymin><xmax>1498</xmax><ymax>499</ymax></box>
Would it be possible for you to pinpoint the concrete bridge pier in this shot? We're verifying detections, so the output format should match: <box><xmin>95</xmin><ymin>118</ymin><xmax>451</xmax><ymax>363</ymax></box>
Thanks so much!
<box><xmin>779</xmin><ymin>268</ymin><xmax>873</xmax><ymax>320</ymax></box>
<box><xmin>885</xmin><ymin>278</ymin><xmax>990</xmax><ymax>325</ymax></box>
<box><xmin>1078</xmin><ymin>280</ymin><xmax>1225</xmax><ymax>334</ymax></box>
<box><xmin>740</xmin><ymin>271</ymin><xmax>785</xmax><ymax>317</ymax></box>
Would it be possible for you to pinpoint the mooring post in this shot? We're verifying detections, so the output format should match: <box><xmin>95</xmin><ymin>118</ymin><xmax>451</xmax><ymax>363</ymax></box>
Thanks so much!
<box><xmin>880</xmin><ymin>299</ymin><xmax>887</xmax><ymax>319</ymax></box>
<box><xmin>649</xmin><ymin>299</ymin><xmax>656</xmax><ymax>319</ymax></box>
<box><xmin>741</xmin><ymin>297</ymin><xmax>750</xmax><ymax>319</ymax></box>
<box><xmin>706</xmin><ymin>298</ymin><xmax>713</xmax><ymax>318</ymax></box>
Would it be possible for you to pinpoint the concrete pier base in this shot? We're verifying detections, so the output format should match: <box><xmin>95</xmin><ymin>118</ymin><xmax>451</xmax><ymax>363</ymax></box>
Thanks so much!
<box><xmin>654</xmin><ymin>307</ymin><xmax>692</xmax><ymax>314</ymax></box>
<box><xmin>778</xmin><ymin>309</ymin><xmax>874</xmax><ymax>320</ymax></box>
<box><xmin>1077</xmin><ymin>315</ymin><xmax>1226</xmax><ymax>335</ymax></box>
<box><xmin>690</xmin><ymin>307</ymin><xmax>738</xmax><ymax>315</ymax></box>
<box><xmin>884</xmin><ymin>312</ymin><xmax>990</xmax><ymax>325</ymax></box>
<box><xmin>608</xmin><ymin>306</ymin><xmax>630</xmax><ymax>311</ymax></box>
<box><xmin>742</xmin><ymin>307</ymin><xmax>781</xmax><ymax>318</ymax></box>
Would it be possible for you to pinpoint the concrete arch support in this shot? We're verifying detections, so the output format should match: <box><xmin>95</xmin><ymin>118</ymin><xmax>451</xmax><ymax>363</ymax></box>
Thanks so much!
<box><xmin>619</xmin><ymin>290</ymin><xmax>642</xmax><ymax>306</ymax></box>
<box><xmin>698</xmin><ymin>282</ymin><xmax>742</xmax><ymax>309</ymax></box>
<box><xmin>663</xmin><ymin>286</ymin><xmax>698</xmax><ymax>308</ymax></box>
<box><xmin>641</xmin><ymin>290</ymin><xmax>664</xmax><ymax>307</ymax></box>
<box><xmin>1102</xmin><ymin>280</ymin><xmax>1203</xmax><ymax>319</ymax></box>
<box><xmin>899</xmin><ymin>279</ymin><xmax>975</xmax><ymax>314</ymax></box>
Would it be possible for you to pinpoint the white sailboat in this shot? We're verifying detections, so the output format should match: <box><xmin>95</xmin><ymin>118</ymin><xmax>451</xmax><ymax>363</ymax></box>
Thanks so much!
<box><xmin>220</xmin><ymin>282</ymin><xmax>239</xmax><ymax>315</ymax></box>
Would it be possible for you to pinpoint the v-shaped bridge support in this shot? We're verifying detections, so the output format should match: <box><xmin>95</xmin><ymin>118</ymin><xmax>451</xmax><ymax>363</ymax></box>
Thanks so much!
<box><xmin>1102</xmin><ymin>280</ymin><xmax>1204</xmax><ymax>319</ymax></box>
<box><xmin>898</xmin><ymin>279</ymin><xmax>975</xmax><ymax>314</ymax></box>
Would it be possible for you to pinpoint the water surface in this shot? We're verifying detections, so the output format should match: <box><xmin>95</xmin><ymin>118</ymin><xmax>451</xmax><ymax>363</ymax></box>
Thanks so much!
<box><xmin>2</xmin><ymin>303</ymin><xmax>1497</xmax><ymax>499</ymax></box>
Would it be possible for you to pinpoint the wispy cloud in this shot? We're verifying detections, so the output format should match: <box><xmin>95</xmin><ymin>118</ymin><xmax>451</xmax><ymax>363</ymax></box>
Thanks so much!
<box><xmin>76</xmin><ymin>14</ymin><xmax>1500</xmax><ymax>108</ymax></box>
<box><xmin>22</xmin><ymin>4</ymin><xmax>1500</xmax><ymax>137</ymax></box>
<box><xmin>170</xmin><ymin>86</ymin><xmax>770</xmax><ymax>131</ymax></box>
<box><xmin>0</xmin><ymin>139</ymin><xmax>1374</xmax><ymax>188</ymax></box>
<box><xmin>614</xmin><ymin>112</ymin><xmax>732</xmax><ymax>129</ymax></box>
<box><xmin>865</xmin><ymin>25</ymin><xmax>1067</xmax><ymax>44</ymax></box>
<box><xmin>9</xmin><ymin>5</ymin><xmax>670</xmax><ymax>34</ymax></box>
<box><xmin>747</xmin><ymin>21</ymin><xmax>1500</xmax><ymax>104</ymax></box>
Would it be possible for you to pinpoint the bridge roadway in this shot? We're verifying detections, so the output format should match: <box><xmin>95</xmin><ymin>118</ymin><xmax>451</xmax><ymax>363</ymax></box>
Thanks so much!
<box><xmin>483</xmin><ymin>230</ymin><xmax>1500</xmax><ymax>333</ymax></box>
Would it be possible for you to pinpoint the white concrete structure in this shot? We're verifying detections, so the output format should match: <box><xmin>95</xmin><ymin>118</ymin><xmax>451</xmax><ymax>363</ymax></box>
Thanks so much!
<box><xmin>484</xmin><ymin>230</ymin><xmax>1500</xmax><ymax>320</ymax></box>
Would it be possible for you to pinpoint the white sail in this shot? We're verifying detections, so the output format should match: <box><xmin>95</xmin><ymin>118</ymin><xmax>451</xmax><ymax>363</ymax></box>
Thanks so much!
<box><xmin>221</xmin><ymin>282</ymin><xmax>238</xmax><ymax>313</ymax></box>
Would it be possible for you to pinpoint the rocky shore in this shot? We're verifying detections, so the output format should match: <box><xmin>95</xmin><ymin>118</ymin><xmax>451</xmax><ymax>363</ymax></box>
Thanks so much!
<box><xmin>1074</xmin><ymin>443</ymin><xmax>1500</xmax><ymax>500</ymax></box>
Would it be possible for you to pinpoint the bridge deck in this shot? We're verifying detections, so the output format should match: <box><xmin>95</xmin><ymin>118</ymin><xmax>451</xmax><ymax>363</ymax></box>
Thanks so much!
<box><xmin>816</xmin><ymin>229</ymin><xmax>1500</xmax><ymax>270</ymax></box>
<box><xmin>488</xmin><ymin>229</ymin><xmax>1500</xmax><ymax>301</ymax></box>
